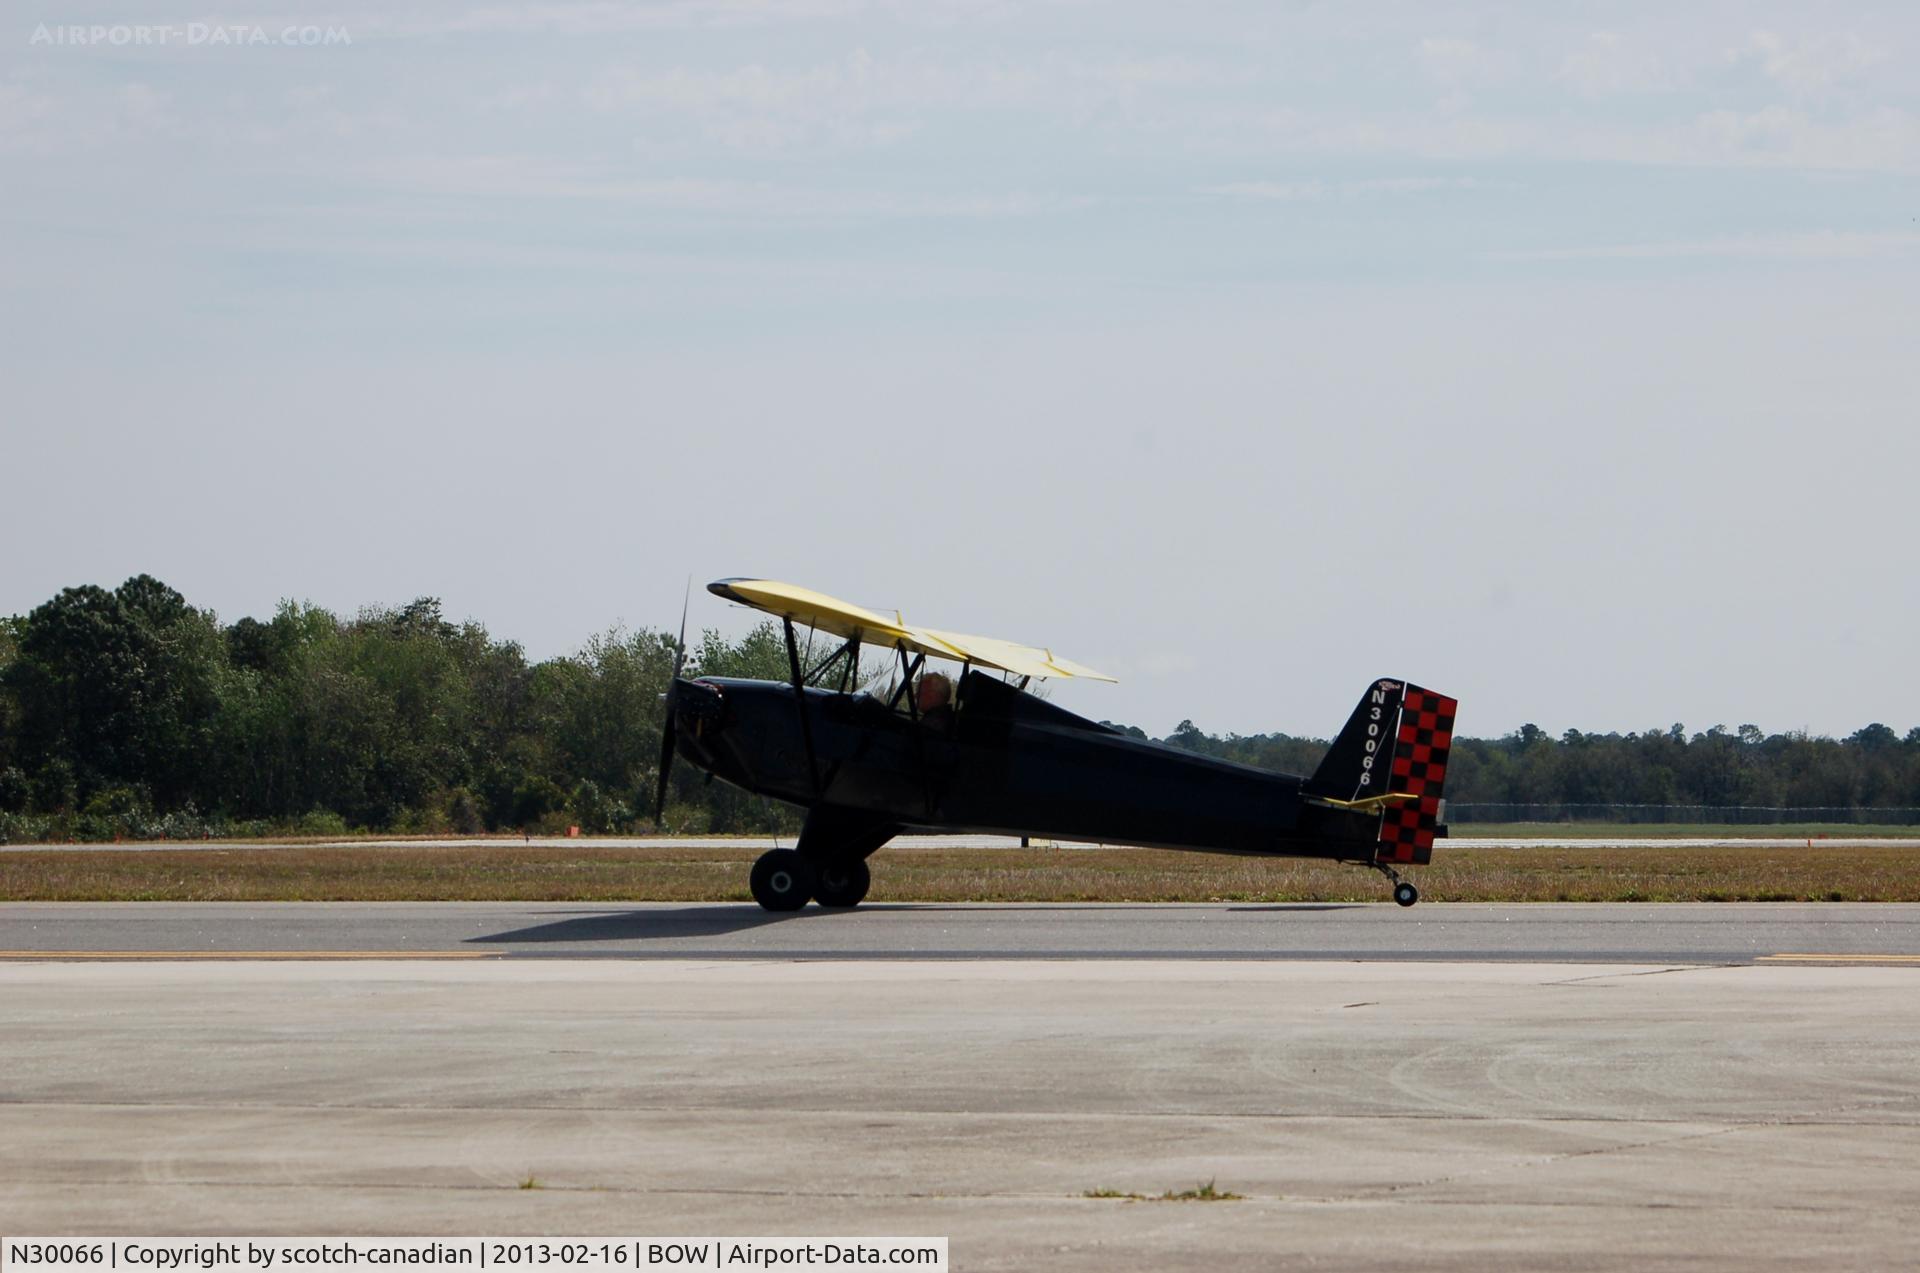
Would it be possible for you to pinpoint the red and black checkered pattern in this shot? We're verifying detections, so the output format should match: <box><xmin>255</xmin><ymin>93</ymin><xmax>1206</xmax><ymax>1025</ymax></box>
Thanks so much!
<box><xmin>1376</xmin><ymin>686</ymin><xmax>1458</xmax><ymax>865</ymax></box>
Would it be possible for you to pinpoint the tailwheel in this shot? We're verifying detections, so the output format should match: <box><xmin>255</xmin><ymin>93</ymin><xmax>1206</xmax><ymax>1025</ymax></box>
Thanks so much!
<box><xmin>813</xmin><ymin>858</ymin><xmax>871</xmax><ymax>909</ymax></box>
<box><xmin>1372</xmin><ymin>860</ymin><xmax>1420</xmax><ymax>908</ymax></box>
<box><xmin>750</xmin><ymin>848</ymin><xmax>816</xmax><ymax>912</ymax></box>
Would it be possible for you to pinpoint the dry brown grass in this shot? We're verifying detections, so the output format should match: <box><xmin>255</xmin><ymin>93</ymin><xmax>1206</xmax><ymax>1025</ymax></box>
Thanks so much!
<box><xmin>1461</xmin><ymin>822</ymin><xmax>1920</xmax><ymax>839</ymax></box>
<box><xmin>2</xmin><ymin>841</ymin><xmax>1918</xmax><ymax>902</ymax></box>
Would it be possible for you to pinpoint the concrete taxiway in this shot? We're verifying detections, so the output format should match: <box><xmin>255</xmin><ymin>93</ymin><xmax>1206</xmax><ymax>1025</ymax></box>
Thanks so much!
<box><xmin>1</xmin><ymin>955</ymin><xmax>1916</xmax><ymax>1271</ymax></box>
<box><xmin>3</xmin><ymin>900</ymin><xmax>1920</xmax><ymax>963</ymax></box>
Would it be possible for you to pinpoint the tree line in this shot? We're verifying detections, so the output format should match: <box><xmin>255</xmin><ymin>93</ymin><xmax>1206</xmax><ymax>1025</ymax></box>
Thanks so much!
<box><xmin>1139</xmin><ymin>720</ymin><xmax>1920</xmax><ymax>823</ymax></box>
<box><xmin>1</xmin><ymin>576</ymin><xmax>1917</xmax><ymax>841</ymax></box>
<box><xmin>0</xmin><ymin>576</ymin><xmax>795</xmax><ymax>841</ymax></box>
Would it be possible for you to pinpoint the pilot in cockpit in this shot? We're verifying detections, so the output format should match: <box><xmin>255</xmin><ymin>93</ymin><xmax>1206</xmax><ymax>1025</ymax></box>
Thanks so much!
<box><xmin>914</xmin><ymin>671</ymin><xmax>955</xmax><ymax>728</ymax></box>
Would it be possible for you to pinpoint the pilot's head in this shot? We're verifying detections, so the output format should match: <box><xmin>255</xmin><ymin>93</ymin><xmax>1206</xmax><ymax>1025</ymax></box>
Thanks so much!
<box><xmin>915</xmin><ymin>671</ymin><xmax>953</xmax><ymax>713</ymax></box>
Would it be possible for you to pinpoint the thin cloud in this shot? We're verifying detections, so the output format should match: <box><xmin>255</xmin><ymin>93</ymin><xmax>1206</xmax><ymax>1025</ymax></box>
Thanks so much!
<box><xmin>1559</xmin><ymin>31</ymin><xmax>1679</xmax><ymax>98</ymax></box>
<box><xmin>340</xmin><ymin>0</ymin><xmax>866</xmax><ymax>38</ymax></box>
<box><xmin>1737</xmin><ymin>28</ymin><xmax>1886</xmax><ymax>97</ymax></box>
<box><xmin>337</xmin><ymin>0</ymin><xmax>1078</xmax><ymax>38</ymax></box>
<box><xmin>1202</xmin><ymin>176</ymin><xmax>1498</xmax><ymax>202</ymax></box>
<box><xmin>1416</xmin><ymin>36</ymin><xmax>1484</xmax><ymax>87</ymax></box>
<box><xmin>348</xmin><ymin>154</ymin><xmax>1090</xmax><ymax>220</ymax></box>
<box><xmin>1488</xmin><ymin>231</ymin><xmax>1920</xmax><ymax>262</ymax></box>
<box><xmin>582</xmin><ymin>50</ymin><xmax>1213</xmax><ymax>115</ymax></box>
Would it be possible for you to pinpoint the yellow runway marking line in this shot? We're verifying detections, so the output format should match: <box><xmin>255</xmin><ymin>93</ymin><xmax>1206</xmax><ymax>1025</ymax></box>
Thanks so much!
<box><xmin>0</xmin><ymin>949</ymin><xmax>500</xmax><ymax>961</ymax></box>
<box><xmin>1758</xmin><ymin>953</ymin><xmax>1920</xmax><ymax>963</ymax></box>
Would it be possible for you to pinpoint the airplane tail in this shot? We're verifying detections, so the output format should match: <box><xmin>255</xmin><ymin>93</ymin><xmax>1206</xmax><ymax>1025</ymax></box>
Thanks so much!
<box><xmin>1310</xmin><ymin>678</ymin><xmax>1458</xmax><ymax>865</ymax></box>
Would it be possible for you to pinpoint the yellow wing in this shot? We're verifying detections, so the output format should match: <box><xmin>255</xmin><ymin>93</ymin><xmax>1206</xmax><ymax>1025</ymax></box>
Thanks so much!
<box><xmin>706</xmin><ymin>579</ymin><xmax>1118</xmax><ymax>683</ymax></box>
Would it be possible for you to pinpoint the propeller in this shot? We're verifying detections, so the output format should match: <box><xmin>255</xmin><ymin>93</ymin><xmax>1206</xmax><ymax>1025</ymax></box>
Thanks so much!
<box><xmin>654</xmin><ymin>580</ymin><xmax>691</xmax><ymax>827</ymax></box>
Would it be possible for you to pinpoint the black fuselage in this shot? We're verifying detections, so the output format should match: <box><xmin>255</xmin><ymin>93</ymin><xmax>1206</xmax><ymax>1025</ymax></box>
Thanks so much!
<box><xmin>671</xmin><ymin>669</ymin><xmax>1378</xmax><ymax>862</ymax></box>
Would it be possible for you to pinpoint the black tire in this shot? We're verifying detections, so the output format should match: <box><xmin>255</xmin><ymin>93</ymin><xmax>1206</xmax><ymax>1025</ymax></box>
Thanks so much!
<box><xmin>750</xmin><ymin>848</ymin><xmax>816</xmax><ymax>912</ymax></box>
<box><xmin>813</xmin><ymin>858</ymin><xmax>871</xmax><ymax>908</ymax></box>
<box><xmin>1393</xmin><ymin>881</ymin><xmax>1419</xmax><ymax>908</ymax></box>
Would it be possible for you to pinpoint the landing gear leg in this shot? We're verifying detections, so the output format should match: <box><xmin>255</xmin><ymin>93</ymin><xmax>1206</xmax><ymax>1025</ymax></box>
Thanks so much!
<box><xmin>793</xmin><ymin>807</ymin><xmax>898</xmax><ymax>911</ymax></box>
<box><xmin>1372</xmin><ymin>861</ymin><xmax>1419</xmax><ymax>908</ymax></box>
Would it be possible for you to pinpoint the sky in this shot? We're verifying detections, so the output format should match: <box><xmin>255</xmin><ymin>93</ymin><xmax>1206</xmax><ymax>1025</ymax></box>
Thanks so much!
<box><xmin>4</xmin><ymin>1</ymin><xmax>1918</xmax><ymax>740</ymax></box>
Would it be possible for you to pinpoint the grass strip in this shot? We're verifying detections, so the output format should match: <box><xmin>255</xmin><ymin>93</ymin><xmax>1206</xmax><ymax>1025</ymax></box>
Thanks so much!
<box><xmin>2</xmin><ymin>841</ymin><xmax>1917</xmax><ymax>902</ymax></box>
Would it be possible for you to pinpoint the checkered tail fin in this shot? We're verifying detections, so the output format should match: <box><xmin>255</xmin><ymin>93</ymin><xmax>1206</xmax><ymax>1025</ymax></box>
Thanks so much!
<box><xmin>1310</xmin><ymin>679</ymin><xmax>1458</xmax><ymax>866</ymax></box>
<box><xmin>1375</xmin><ymin>683</ymin><xmax>1457</xmax><ymax>865</ymax></box>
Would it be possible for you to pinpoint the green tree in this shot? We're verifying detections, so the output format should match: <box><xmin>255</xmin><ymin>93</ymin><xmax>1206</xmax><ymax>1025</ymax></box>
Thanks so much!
<box><xmin>0</xmin><ymin>615</ymin><xmax>21</xmax><ymax>784</ymax></box>
<box><xmin>6</xmin><ymin>577</ymin><xmax>229</xmax><ymax>810</ymax></box>
<box><xmin>691</xmin><ymin>622</ymin><xmax>793</xmax><ymax>681</ymax></box>
<box><xmin>537</xmin><ymin>627</ymin><xmax>678</xmax><ymax>807</ymax></box>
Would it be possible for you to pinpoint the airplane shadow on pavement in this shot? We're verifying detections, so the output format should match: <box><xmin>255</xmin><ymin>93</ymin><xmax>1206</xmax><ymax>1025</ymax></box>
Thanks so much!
<box><xmin>468</xmin><ymin>901</ymin><xmax>1365</xmax><ymax>946</ymax></box>
<box><xmin>469</xmin><ymin>905</ymin><xmax>802</xmax><ymax>944</ymax></box>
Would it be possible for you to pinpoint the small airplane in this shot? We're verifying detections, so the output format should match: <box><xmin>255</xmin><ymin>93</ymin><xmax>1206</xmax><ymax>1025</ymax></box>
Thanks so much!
<box><xmin>656</xmin><ymin>579</ymin><xmax>1456</xmax><ymax>911</ymax></box>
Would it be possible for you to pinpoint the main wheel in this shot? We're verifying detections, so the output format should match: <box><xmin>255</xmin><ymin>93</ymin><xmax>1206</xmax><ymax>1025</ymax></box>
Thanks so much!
<box><xmin>813</xmin><ymin>858</ymin><xmax>871</xmax><ymax>908</ymax></box>
<box><xmin>1393</xmin><ymin>881</ymin><xmax>1419</xmax><ymax>908</ymax></box>
<box><xmin>750</xmin><ymin>848</ymin><xmax>816</xmax><ymax>912</ymax></box>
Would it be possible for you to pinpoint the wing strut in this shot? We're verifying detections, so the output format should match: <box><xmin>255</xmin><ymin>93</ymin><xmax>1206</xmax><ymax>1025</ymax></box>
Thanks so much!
<box><xmin>782</xmin><ymin>619</ymin><xmax>822</xmax><ymax>796</ymax></box>
<box><xmin>885</xmin><ymin>639</ymin><xmax>942</xmax><ymax>818</ymax></box>
<box><xmin>887</xmin><ymin>645</ymin><xmax>926</xmax><ymax>716</ymax></box>
<box><xmin>804</xmin><ymin>634</ymin><xmax>862</xmax><ymax>690</ymax></box>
